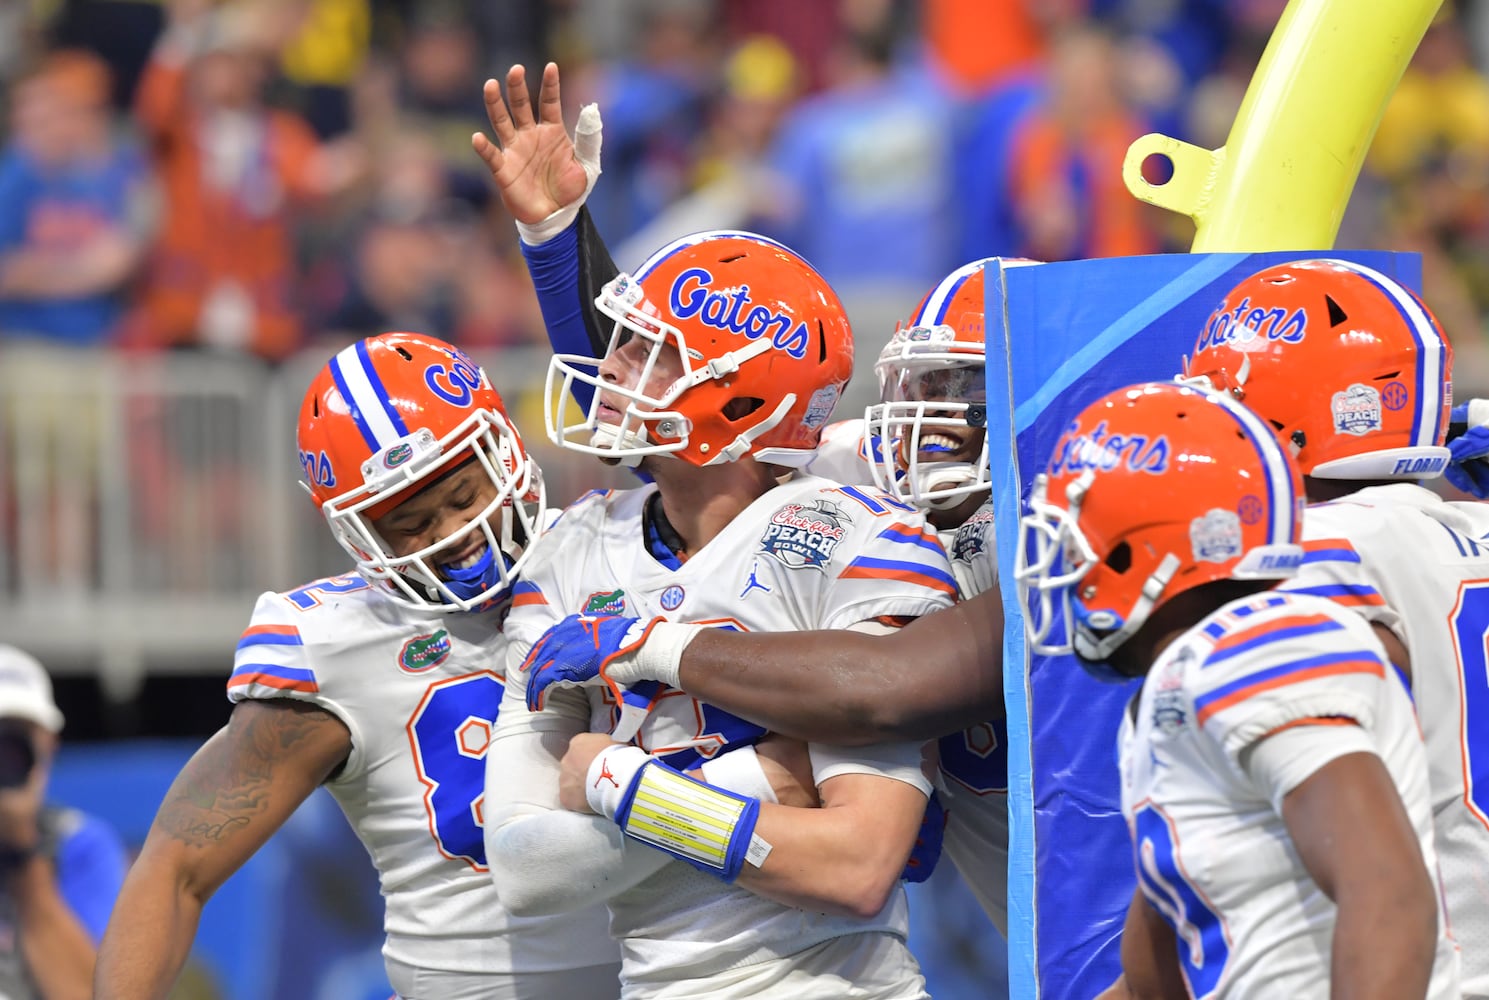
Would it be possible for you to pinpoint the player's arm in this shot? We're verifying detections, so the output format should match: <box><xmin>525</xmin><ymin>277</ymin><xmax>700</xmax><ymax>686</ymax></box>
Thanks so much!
<box><xmin>527</xmin><ymin>589</ymin><xmax>1002</xmax><ymax>745</ymax></box>
<box><xmin>94</xmin><ymin>701</ymin><xmax>350</xmax><ymax>999</ymax></box>
<box><xmin>484</xmin><ymin>633</ymin><xmax>674</xmax><ymax>917</ymax></box>
<box><xmin>472</xmin><ymin>62</ymin><xmax>618</xmax><ymax>375</ymax></box>
<box><xmin>567</xmin><ymin>734</ymin><xmax>929</xmax><ymax>917</ymax></box>
<box><xmin>1279</xmin><ymin>747</ymin><xmax>1439</xmax><ymax>1000</ymax></box>
<box><xmin>682</xmin><ymin>591</ymin><xmax>1001</xmax><ymax>742</ymax></box>
<box><xmin>735</xmin><ymin>744</ymin><xmax>929</xmax><ymax>917</ymax></box>
<box><xmin>1095</xmin><ymin>888</ymin><xmax>1188</xmax><ymax>1000</ymax></box>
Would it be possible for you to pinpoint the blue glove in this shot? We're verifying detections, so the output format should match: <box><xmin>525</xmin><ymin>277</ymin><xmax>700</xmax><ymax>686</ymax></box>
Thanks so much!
<box><xmin>1446</xmin><ymin>401</ymin><xmax>1489</xmax><ymax>498</ymax></box>
<box><xmin>522</xmin><ymin>613</ymin><xmax>657</xmax><ymax>711</ymax></box>
<box><xmin>900</xmin><ymin>791</ymin><xmax>948</xmax><ymax>883</ymax></box>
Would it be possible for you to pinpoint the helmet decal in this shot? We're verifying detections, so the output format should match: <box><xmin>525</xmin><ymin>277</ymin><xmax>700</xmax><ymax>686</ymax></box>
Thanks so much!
<box><xmin>668</xmin><ymin>267</ymin><xmax>810</xmax><ymax>359</ymax></box>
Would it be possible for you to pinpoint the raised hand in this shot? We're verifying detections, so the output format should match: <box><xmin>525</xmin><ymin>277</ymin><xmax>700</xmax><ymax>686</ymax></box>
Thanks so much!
<box><xmin>471</xmin><ymin>62</ymin><xmax>600</xmax><ymax>228</ymax></box>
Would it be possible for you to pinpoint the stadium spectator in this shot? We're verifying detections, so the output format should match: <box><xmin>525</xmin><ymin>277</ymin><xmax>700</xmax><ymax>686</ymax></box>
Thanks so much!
<box><xmin>567</xmin><ymin>0</ymin><xmax>719</xmax><ymax>248</ymax></box>
<box><xmin>276</xmin><ymin>0</ymin><xmax>373</xmax><ymax>139</ymax></box>
<box><xmin>0</xmin><ymin>644</ymin><xmax>129</xmax><ymax>1000</ymax></box>
<box><xmin>763</xmin><ymin>2</ymin><xmax>957</xmax><ymax>295</ymax></box>
<box><xmin>1000</xmin><ymin>21</ymin><xmax>1159</xmax><ymax>261</ymax></box>
<box><xmin>0</xmin><ymin>48</ymin><xmax>152</xmax><ymax>597</ymax></box>
<box><xmin>391</xmin><ymin>4</ymin><xmax>493</xmax><ymax>204</ymax></box>
<box><xmin>0</xmin><ymin>49</ymin><xmax>151</xmax><ymax>348</ymax></box>
<box><xmin>121</xmin><ymin>0</ymin><xmax>358</xmax><ymax>363</ymax></box>
<box><xmin>605</xmin><ymin>33</ymin><xmax>800</xmax><ymax>266</ymax></box>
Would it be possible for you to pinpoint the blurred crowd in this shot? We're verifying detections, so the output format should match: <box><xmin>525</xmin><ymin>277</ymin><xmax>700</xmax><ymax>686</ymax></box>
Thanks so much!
<box><xmin>3</xmin><ymin>0</ymin><xmax>1489</xmax><ymax>381</ymax></box>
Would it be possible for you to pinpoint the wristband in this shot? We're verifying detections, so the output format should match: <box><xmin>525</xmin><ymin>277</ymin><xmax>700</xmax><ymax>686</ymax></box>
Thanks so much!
<box><xmin>590</xmin><ymin>748</ymin><xmax>772</xmax><ymax>881</ymax></box>
<box><xmin>586</xmin><ymin>744</ymin><xmax>651</xmax><ymax>820</ymax></box>
<box><xmin>605</xmin><ymin>621</ymin><xmax>705</xmax><ymax>689</ymax></box>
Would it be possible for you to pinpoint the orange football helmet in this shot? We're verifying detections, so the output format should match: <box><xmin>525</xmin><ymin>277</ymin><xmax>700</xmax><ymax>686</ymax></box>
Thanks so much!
<box><xmin>545</xmin><ymin>230</ymin><xmax>854</xmax><ymax>467</ymax></box>
<box><xmin>864</xmin><ymin>257</ymin><xmax>1039</xmax><ymax>509</ymax></box>
<box><xmin>1182</xmin><ymin>258</ymin><xmax>1452</xmax><ymax>480</ymax></box>
<box><xmin>297</xmin><ymin>332</ymin><xmax>545</xmax><ymax>612</ymax></box>
<box><xmin>1016</xmin><ymin>382</ymin><xmax>1305</xmax><ymax>663</ymax></box>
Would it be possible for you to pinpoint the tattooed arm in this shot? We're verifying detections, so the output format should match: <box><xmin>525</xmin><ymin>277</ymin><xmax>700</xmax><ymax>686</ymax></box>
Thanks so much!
<box><xmin>94</xmin><ymin>700</ymin><xmax>350</xmax><ymax>999</ymax></box>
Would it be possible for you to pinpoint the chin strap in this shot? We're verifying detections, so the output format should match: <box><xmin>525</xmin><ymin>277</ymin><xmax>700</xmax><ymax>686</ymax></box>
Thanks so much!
<box><xmin>1074</xmin><ymin>552</ymin><xmax>1181</xmax><ymax>662</ymax></box>
<box><xmin>706</xmin><ymin>393</ymin><xmax>797</xmax><ymax>466</ymax></box>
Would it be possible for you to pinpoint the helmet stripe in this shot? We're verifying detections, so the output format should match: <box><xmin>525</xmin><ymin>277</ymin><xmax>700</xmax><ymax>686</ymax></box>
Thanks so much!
<box><xmin>1325</xmin><ymin>260</ymin><xmax>1446</xmax><ymax>449</ymax></box>
<box><xmin>1205</xmin><ymin>387</ymin><xmax>1297</xmax><ymax>547</ymax></box>
<box><xmin>329</xmin><ymin>344</ymin><xmax>403</xmax><ymax>451</ymax></box>
<box><xmin>354</xmin><ymin>339</ymin><xmax>412</xmax><ymax>440</ymax></box>
<box><xmin>918</xmin><ymin>259</ymin><xmax>984</xmax><ymax>327</ymax></box>
<box><xmin>634</xmin><ymin>229</ymin><xmax>802</xmax><ymax>281</ymax></box>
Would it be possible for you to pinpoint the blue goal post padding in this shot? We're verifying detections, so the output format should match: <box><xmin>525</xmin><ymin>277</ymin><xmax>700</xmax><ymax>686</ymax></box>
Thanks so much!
<box><xmin>983</xmin><ymin>250</ymin><xmax>1422</xmax><ymax>999</ymax></box>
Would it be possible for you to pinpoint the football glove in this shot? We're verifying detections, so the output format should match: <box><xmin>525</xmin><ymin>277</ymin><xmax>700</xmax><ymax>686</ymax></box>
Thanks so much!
<box><xmin>522</xmin><ymin>614</ymin><xmax>658</xmax><ymax>712</ymax></box>
<box><xmin>1446</xmin><ymin>400</ymin><xmax>1489</xmax><ymax>498</ymax></box>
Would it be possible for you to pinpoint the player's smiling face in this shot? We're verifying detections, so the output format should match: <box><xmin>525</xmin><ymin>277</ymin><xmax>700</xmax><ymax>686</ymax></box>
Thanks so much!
<box><xmin>372</xmin><ymin>459</ymin><xmax>499</xmax><ymax>571</ymax></box>
<box><xmin>594</xmin><ymin>326</ymin><xmax>687</xmax><ymax>424</ymax></box>
<box><xmin>900</xmin><ymin>363</ymin><xmax>986</xmax><ymax>466</ymax></box>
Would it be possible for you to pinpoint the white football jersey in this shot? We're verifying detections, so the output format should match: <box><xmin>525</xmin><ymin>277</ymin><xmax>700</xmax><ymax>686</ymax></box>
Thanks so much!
<box><xmin>228</xmin><ymin>571</ymin><xmax>617</xmax><ymax>980</ymax></box>
<box><xmin>1121</xmin><ymin>590</ymin><xmax>1459</xmax><ymax>999</ymax></box>
<box><xmin>797</xmin><ymin>417</ymin><xmax>881</xmax><ymax>485</ymax></box>
<box><xmin>805</xmin><ymin>422</ymin><xmax>1012</xmax><ymax>932</ymax></box>
<box><xmin>1280</xmin><ymin>483</ymin><xmax>1489</xmax><ymax>994</ymax></box>
<box><xmin>934</xmin><ymin>499</ymin><xmax>1009</xmax><ymax>931</ymax></box>
<box><xmin>501</xmin><ymin>476</ymin><xmax>957</xmax><ymax>996</ymax></box>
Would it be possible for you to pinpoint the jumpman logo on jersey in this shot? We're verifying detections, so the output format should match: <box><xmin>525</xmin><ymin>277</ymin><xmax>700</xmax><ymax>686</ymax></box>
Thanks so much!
<box><xmin>740</xmin><ymin>560</ymin><xmax>772</xmax><ymax>599</ymax></box>
<box><xmin>594</xmin><ymin>758</ymin><xmax>620</xmax><ymax>789</ymax></box>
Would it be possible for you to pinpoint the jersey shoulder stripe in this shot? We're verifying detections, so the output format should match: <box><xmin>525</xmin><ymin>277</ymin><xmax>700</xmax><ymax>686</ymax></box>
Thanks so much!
<box><xmin>227</xmin><ymin>662</ymin><xmax>320</xmax><ymax>694</ymax></box>
<box><xmin>1206</xmin><ymin>613</ymin><xmax>1345</xmax><ymax>665</ymax></box>
<box><xmin>237</xmin><ymin>623</ymin><xmax>304</xmax><ymax>649</ymax></box>
<box><xmin>1194</xmin><ymin>649</ymin><xmax>1386</xmax><ymax>724</ymax></box>
<box><xmin>1280</xmin><ymin>582</ymin><xmax>1387</xmax><ymax>608</ymax></box>
<box><xmin>839</xmin><ymin>555</ymin><xmax>959</xmax><ymax>596</ymax></box>
<box><xmin>1300</xmin><ymin>538</ymin><xmax>1362</xmax><ymax>564</ymax></box>
<box><xmin>511</xmin><ymin>580</ymin><xmax>547</xmax><ymax>607</ymax></box>
<box><xmin>876</xmin><ymin>523</ymin><xmax>946</xmax><ymax>554</ymax></box>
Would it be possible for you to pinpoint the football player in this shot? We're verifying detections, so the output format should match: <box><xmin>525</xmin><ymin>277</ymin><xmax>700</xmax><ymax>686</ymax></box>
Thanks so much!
<box><xmin>95</xmin><ymin>332</ymin><xmax>627</xmax><ymax>1000</ymax></box>
<box><xmin>474</xmin><ymin>63</ymin><xmax>1012</xmax><ymax>930</ymax></box>
<box><xmin>1018</xmin><ymin>380</ymin><xmax>1459</xmax><ymax>998</ymax></box>
<box><xmin>1181</xmin><ymin>258</ymin><xmax>1486</xmax><ymax>997</ymax></box>
<box><xmin>485</xmin><ymin>228</ymin><xmax>960</xmax><ymax>999</ymax></box>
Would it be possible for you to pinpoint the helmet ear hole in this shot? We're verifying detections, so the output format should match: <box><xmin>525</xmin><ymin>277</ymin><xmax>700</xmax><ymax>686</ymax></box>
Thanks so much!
<box><xmin>724</xmin><ymin>397</ymin><xmax>765</xmax><ymax>421</ymax></box>
<box><xmin>1104</xmin><ymin>541</ymin><xmax>1132</xmax><ymax>574</ymax></box>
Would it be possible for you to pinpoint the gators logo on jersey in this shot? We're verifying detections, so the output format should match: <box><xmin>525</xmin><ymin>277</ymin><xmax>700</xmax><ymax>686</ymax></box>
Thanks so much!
<box><xmin>398</xmin><ymin>630</ymin><xmax>452</xmax><ymax>673</ymax></box>
<box><xmin>760</xmin><ymin>498</ymin><xmax>850</xmax><ymax>570</ymax></box>
<box><xmin>584</xmin><ymin>589</ymin><xmax>627</xmax><ymax>614</ymax></box>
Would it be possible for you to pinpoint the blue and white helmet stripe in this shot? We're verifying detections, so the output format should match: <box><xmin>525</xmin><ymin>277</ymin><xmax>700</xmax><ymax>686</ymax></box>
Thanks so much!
<box><xmin>329</xmin><ymin>342</ymin><xmax>413</xmax><ymax>452</ymax></box>
<box><xmin>1326</xmin><ymin>259</ymin><xmax>1447</xmax><ymax>449</ymax></box>
<box><xmin>1198</xmin><ymin>385</ymin><xmax>1297</xmax><ymax>547</ymax></box>
<box><xmin>914</xmin><ymin>258</ymin><xmax>986</xmax><ymax>327</ymax></box>
<box><xmin>633</xmin><ymin>229</ymin><xmax>803</xmax><ymax>282</ymax></box>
